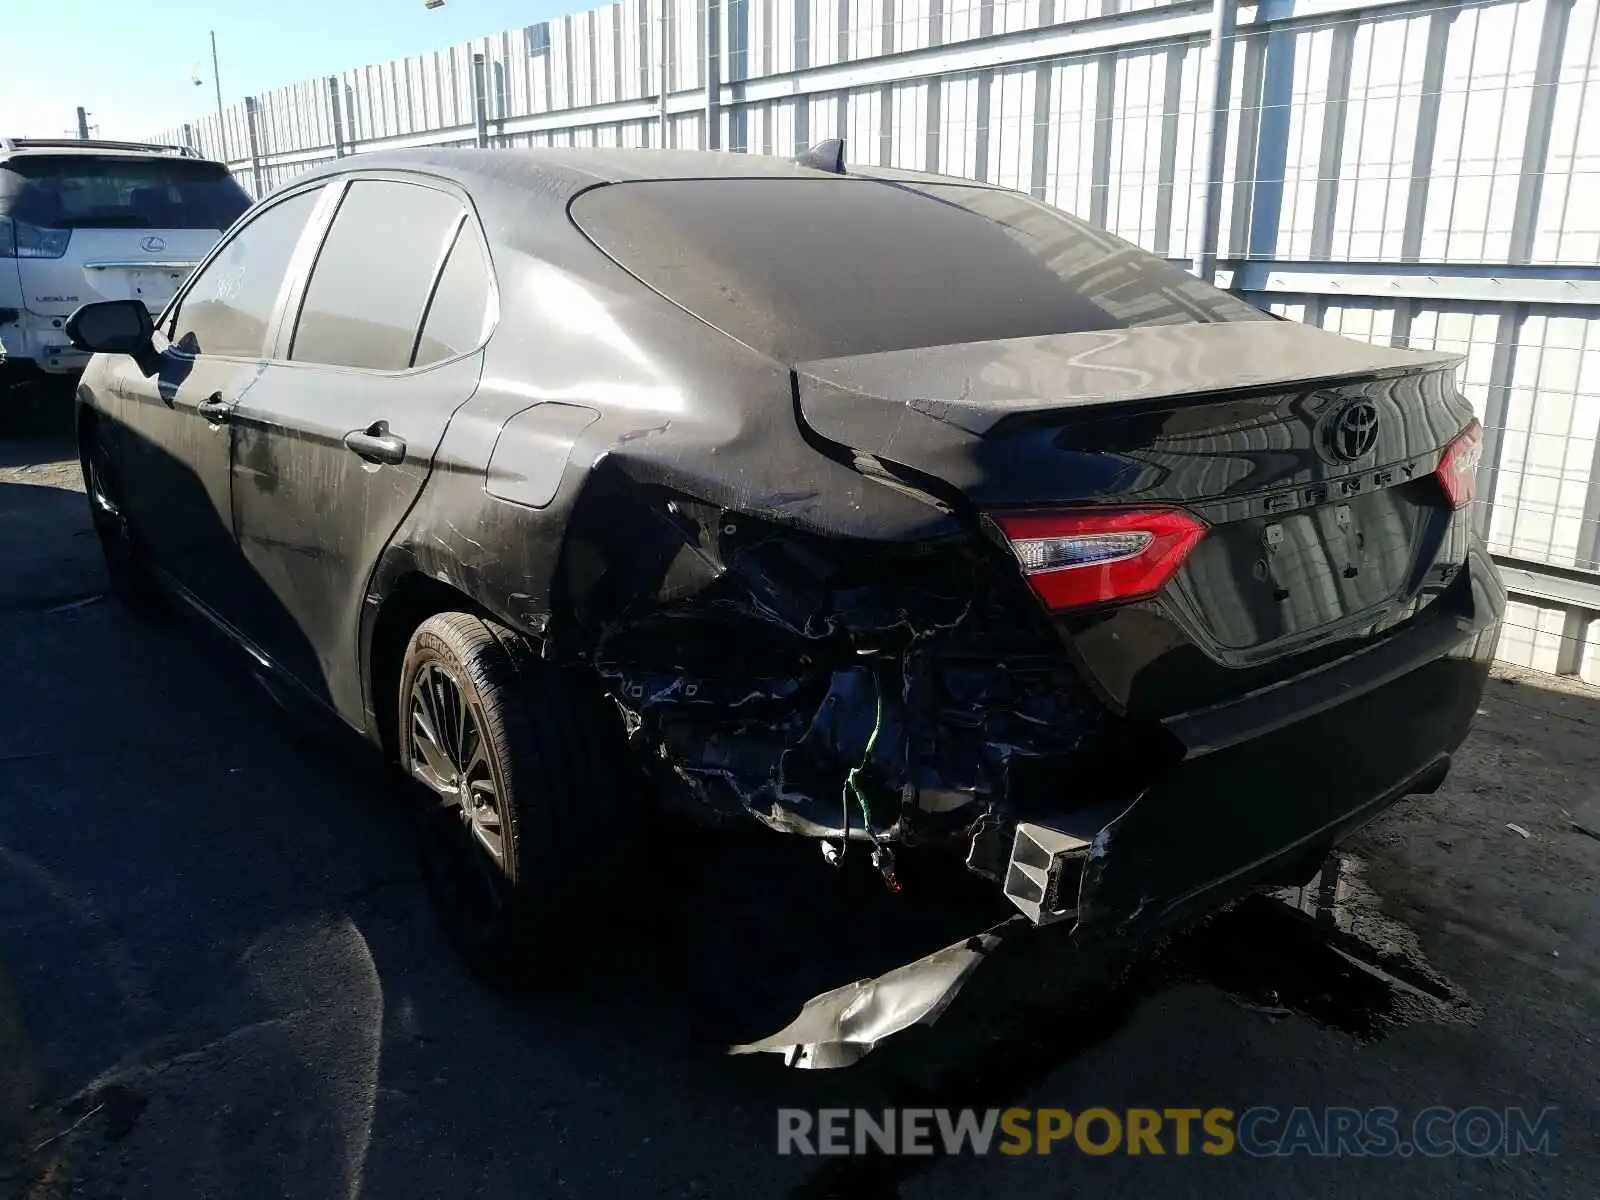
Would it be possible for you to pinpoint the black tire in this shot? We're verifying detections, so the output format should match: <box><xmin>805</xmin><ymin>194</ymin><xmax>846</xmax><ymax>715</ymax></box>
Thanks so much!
<box><xmin>0</xmin><ymin>361</ymin><xmax>32</xmax><ymax>436</ymax></box>
<box><xmin>398</xmin><ymin>611</ymin><xmax>641</xmax><ymax>984</ymax></box>
<box><xmin>81</xmin><ymin>432</ymin><xmax>158</xmax><ymax>611</ymax></box>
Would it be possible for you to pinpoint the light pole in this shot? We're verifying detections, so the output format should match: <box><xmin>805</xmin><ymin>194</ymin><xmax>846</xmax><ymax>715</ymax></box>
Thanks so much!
<box><xmin>207</xmin><ymin>30</ymin><xmax>228</xmax><ymax>161</ymax></box>
<box><xmin>210</xmin><ymin>30</ymin><xmax>225</xmax><ymax>127</ymax></box>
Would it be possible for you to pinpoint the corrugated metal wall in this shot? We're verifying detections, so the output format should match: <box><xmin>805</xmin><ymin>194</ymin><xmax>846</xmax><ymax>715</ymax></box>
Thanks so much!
<box><xmin>157</xmin><ymin>0</ymin><xmax>1600</xmax><ymax>683</ymax></box>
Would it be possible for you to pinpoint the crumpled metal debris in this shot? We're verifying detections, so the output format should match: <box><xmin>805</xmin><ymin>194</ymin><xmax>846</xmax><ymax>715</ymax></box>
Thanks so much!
<box><xmin>729</xmin><ymin>926</ymin><xmax>1009</xmax><ymax>1069</ymax></box>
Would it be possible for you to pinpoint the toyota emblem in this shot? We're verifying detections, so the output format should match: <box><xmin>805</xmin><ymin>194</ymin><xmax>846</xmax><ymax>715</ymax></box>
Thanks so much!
<box><xmin>140</xmin><ymin>236</ymin><xmax>167</xmax><ymax>253</ymax></box>
<box><xmin>1329</xmin><ymin>401</ymin><xmax>1380</xmax><ymax>462</ymax></box>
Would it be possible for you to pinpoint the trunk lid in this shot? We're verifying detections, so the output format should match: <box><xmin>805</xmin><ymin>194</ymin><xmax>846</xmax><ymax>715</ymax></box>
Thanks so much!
<box><xmin>793</xmin><ymin>320</ymin><xmax>1479</xmax><ymax>717</ymax></box>
<box><xmin>17</xmin><ymin>228</ymin><xmax>219</xmax><ymax>316</ymax></box>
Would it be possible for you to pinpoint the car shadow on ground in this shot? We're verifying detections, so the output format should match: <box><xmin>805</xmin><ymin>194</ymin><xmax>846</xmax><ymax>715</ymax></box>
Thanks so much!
<box><xmin>0</xmin><ymin>460</ymin><xmax>1595</xmax><ymax>1199</ymax></box>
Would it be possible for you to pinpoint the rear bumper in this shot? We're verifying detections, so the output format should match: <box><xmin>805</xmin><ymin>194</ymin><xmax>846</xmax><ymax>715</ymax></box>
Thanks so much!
<box><xmin>1071</xmin><ymin>547</ymin><xmax>1505</xmax><ymax>940</ymax></box>
<box><xmin>0</xmin><ymin>311</ymin><xmax>90</xmax><ymax>375</ymax></box>
<box><xmin>733</xmin><ymin>550</ymin><xmax>1505</xmax><ymax>1069</ymax></box>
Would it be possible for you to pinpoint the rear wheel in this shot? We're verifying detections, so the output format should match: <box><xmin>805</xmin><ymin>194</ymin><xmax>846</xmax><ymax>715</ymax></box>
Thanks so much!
<box><xmin>398</xmin><ymin>612</ymin><xmax>641</xmax><ymax>984</ymax></box>
<box><xmin>81</xmin><ymin>434</ymin><xmax>157</xmax><ymax>610</ymax></box>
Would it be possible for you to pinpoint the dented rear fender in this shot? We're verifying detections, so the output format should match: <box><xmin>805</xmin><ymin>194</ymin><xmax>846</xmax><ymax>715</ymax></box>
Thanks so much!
<box><xmin>356</xmin><ymin>362</ymin><xmax>984</xmax><ymax>746</ymax></box>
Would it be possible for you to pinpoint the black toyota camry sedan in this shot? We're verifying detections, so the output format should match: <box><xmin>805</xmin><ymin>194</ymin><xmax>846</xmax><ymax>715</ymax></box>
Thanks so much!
<box><xmin>66</xmin><ymin>144</ymin><xmax>1504</xmax><ymax>1047</ymax></box>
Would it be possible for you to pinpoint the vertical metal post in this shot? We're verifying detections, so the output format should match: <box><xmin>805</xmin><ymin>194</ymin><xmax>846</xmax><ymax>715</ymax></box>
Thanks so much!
<box><xmin>1192</xmin><ymin>0</ymin><xmax>1237</xmax><ymax>282</ymax></box>
<box><xmin>210</xmin><ymin>31</ymin><xmax>226</xmax><ymax>129</ymax></box>
<box><xmin>704</xmin><ymin>0</ymin><xmax>721</xmax><ymax>150</ymax></box>
<box><xmin>76</xmin><ymin>107</ymin><xmax>90</xmax><ymax>139</ymax></box>
<box><xmin>660</xmin><ymin>0</ymin><xmax>672</xmax><ymax>147</ymax></box>
<box><xmin>1308</xmin><ymin>25</ymin><xmax>1356</xmax><ymax>262</ymax></box>
<box><xmin>1474</xmin><ymin>304</ymin><xmax>1527</xmax><ymax>543</ymax></box>
<box><xmin>244</xmin><ymin>95</ymin><xmax>264</xmax><ymax>197</ymax></box>
<box><xmin>327</xmin><ymin>76</ymin><xmax>347</xmax><ymax>157</ymax></box>
<box><xmin>210</xmin><ymin>30</ymin><xmax>228</xmax><ymax>162</ymax></box>
<box><xmin>1508</xmin><ymin>0</ymin><xmax>1575</xmax><ymax>265</ymax></box>
<box><xmin>471</xmin><ymin>52</ymin><xmax>489</xmax><ymax>148</ymax></box>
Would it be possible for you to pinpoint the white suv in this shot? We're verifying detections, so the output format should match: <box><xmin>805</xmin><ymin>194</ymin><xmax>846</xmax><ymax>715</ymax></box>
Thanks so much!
<box><xmin>0</xmin><ymin>137</ymin><xmax>251</xmax><ymax>396</ymax></box>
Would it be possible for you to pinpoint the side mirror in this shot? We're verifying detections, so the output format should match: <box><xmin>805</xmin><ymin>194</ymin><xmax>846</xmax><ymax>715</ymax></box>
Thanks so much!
<box><xmin>65</xmin><ymin>300</ymin><xmax>155</xmax><ymax>355</ymax></box>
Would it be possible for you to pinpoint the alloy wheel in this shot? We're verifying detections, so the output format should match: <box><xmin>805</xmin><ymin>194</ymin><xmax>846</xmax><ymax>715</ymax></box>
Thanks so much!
<box><xmin>408</xmin><ymin>661</ymin><xmax>508</xmax><ymax>928</ymax></box>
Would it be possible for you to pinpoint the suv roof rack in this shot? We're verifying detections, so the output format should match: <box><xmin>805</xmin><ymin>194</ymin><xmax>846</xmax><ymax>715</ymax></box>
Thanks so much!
<box><xmin>0</xmin><ymin>136</ymin><xmax>201</xmax><ymax>158</ymax></box>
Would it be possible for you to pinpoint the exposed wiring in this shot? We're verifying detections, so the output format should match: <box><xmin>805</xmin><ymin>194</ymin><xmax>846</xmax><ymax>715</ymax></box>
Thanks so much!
<box><xmin>841</xmin><ymin>668</ymin><xmax>901</xmax><ymax>893</ymax></box>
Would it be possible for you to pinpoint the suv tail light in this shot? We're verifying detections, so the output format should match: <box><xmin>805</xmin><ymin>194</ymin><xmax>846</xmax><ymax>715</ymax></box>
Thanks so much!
<box><xmin>0</xmin><ymin>216</ymin><xmax>72</xmax><ymax>259</ymax></box>
<box><xmin>991</xmin><ymin>509</ymin><xmax>1208</xmax><ymax>611</ymax></box>
<box><xmin>1435</xmin><ymin>419</ymin><xmax>1483</xmax><ymax>510</ymax></box>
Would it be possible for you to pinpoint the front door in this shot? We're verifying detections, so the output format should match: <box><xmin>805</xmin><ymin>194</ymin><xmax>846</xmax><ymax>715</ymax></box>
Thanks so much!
<box><xmin>227</xmin><ymin>176</ymin><xmax>493</xmax><ymax>722</ymax></box>
<box><xmin>113</xmin><ymin>186</ymin><xmax>327</xmax><ymax>611</ymax></box>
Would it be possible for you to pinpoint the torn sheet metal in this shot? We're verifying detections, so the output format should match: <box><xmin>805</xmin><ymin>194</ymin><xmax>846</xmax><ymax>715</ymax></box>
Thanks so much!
<box><xmin>730</xmin><ymin>925</ymin><xmax>1011</xmax><ymax>1069</ymax></box>
<box><xmin>584</xmin><ymin>502</ymin><xmax>1116</xmax><ymax>857</ymax></box>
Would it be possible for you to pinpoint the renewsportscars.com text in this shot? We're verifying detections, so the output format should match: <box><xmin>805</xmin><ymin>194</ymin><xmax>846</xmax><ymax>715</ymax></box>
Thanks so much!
<box><xmin>776</xmin><ymin>1106</ymin><xmax>1560</xmax><ymax>1158</ymax></box>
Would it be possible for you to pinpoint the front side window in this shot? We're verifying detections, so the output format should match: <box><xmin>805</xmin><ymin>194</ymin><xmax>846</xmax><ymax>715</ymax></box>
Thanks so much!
<box><xmin>169</xmin><ymin>188</ymin><xmax>321</xmax><ymax>360</ymax></box>
<box><xmin>289</xmin><ymin>180</ymin><xmax>468</xmax><ymax>371</ymax></box>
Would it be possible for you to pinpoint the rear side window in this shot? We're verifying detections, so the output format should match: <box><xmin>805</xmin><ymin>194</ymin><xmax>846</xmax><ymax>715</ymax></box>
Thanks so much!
<box><xmin>289</xmin><ymin>180</ymin><xmax>467</xmax><ymax>371</ymax></box>
<box><xmin>413</xmin><ymin>228</ymin><xmax>492</xmax><ymax>367</ymax></box>
<box><xmin>0</xmin><ymin>155</ymin><xmax>250</xmax><ymax>231</ymax></box>
<box><xmin>571</xmin><ymin>179</ymin><xmax>1269</xmax><ymax>363</ymax></box>
<box><xmin>169</xmin><ymin>189</ymin><xmax>320</xmax><ymax>360</ymax></box>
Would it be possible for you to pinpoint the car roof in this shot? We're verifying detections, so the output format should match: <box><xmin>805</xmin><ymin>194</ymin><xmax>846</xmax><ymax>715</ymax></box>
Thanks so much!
<box><xmin>284</xmin><ymin>146</ymin><xmax>1001</xmax><ymax>212</ymax></box>
<box><xmin>0</xmin><ymin>137</ymin><xmax>219</xmax><ymax>165</ymax></box>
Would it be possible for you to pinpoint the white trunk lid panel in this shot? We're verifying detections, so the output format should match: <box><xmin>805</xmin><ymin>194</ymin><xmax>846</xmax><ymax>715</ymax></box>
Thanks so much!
<box><xmin>18</xmin><ymin>229</ymin><xmax>221</xmax><ymax>316</ymax></box>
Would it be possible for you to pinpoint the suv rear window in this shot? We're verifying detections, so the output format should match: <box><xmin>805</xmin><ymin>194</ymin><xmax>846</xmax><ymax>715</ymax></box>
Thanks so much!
<box><xmin>0</xmin><ymin>155</ymin><xmax>251</xmax><ymax>231</ymax></box>
<box><xmin>571</xmin><ymin>178</ymin><xmax>1268</xmax><ymax>363</ymax></box>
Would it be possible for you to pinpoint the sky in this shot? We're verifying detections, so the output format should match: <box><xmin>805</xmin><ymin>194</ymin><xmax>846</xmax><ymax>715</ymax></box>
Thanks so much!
<box><xmin>0</xmin><ymin>0</ymin><xmax>576</xmax><ymax>140</ymax></box>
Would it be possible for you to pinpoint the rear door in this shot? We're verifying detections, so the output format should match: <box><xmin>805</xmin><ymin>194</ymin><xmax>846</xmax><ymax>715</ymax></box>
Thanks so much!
<box><xmin>227</xmin><ymin>175</ymin><xmax>493</xmax><ymax>720</ymax></box>
<box><xmin>0</xmin><ymin>154</ymin><xmax>250</xmax><ymax>318</ymax></box>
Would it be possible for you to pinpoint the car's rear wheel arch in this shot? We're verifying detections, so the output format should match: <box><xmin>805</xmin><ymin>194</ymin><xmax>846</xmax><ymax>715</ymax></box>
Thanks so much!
<box><xmin>369</xmin><ymin>573</ymin><xmax>497</xmax><ymax>761</ymax></box>
<box><xmin>398</xmin><ymin>608</ymin><xmax>643</xmax><ymax>982</ymax></box>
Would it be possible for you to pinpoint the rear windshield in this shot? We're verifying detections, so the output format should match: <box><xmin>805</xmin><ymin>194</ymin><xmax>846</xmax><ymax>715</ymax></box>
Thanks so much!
<box><xmin>570</xmin><ymin>178</ymin><xmax>1269</xmax><ymax>363</ymax></box>
<box><xmin>0</xmin><ymin>155</ymin><xmax>251</xmax><ymax>231</ymax></box>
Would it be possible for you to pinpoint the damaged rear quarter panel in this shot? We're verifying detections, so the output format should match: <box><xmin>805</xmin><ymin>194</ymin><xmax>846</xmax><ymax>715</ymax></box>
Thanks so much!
<box><xmin>358</xmin><ymin>206</ymin><xmax>1121</xmax><ymax>859</ymax></box>
<box><xmin>357</xmin><ymin>212</ymin><xmax>966</xmax><ymax>739</ymax></box>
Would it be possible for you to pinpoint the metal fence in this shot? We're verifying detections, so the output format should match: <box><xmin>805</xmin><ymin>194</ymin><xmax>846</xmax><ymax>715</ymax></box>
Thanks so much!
<box><xmin>156</xmin><ymin>0</ymin><xmax>1600</xmax><ymax>683</ymax></box>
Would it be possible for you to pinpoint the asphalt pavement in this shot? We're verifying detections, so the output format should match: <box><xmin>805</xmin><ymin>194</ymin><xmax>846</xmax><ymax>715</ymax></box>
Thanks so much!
<box><xmin>0</xmin><ymin>427</ymin><xmax>1595</xmax><ymax>1199</ymax></box>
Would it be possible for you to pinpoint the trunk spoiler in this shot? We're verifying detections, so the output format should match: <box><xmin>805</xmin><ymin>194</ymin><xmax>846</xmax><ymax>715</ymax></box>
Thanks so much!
<box><xmin>796</xmin><ymin>319</ymin><xmax>1462</xmax><ymax>438</ymax></box>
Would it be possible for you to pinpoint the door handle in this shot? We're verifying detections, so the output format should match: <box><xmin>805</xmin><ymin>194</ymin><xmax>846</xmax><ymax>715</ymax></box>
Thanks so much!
<box><xmin>196</xmin><ymin>392</ymin><xmax>233</xmax><ymax>423</ymax></box>
<box><xmin>343</xmin><ymin>421</ymin><xmax>407</xmax><ymax>465</ymax></box>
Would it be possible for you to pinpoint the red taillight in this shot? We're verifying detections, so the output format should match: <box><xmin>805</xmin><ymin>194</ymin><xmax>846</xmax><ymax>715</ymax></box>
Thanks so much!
<box><xmin>991</xmin><ymin>509</ymin><xmax>1208</xmax><ymax>611</ymax></box>
<box><xmin>1435</xmin><ymin>419</ymin><xmax>1483</xmax><ymax>510</ymax></box>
